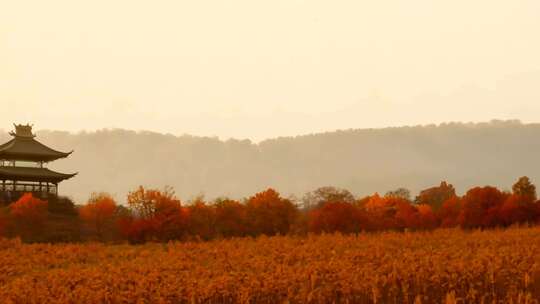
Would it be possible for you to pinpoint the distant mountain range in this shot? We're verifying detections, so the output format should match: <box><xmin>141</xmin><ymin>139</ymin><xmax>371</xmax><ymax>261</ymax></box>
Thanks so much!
<box><xmin>1</xmin><ymin>120</ymin><xmax>538</xmax><ymax>203</ymax></box>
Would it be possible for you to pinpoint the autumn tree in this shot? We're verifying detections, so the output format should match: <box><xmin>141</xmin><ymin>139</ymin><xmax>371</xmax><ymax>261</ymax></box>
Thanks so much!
<box><xmin>415</xmin><ymin>181</ymin><xmax>457</xmax><ymax>211</ymax></box>
<box><xmin>127</xmin><ymin>186</ymin><xmax>174</xmax><ymax>218</ymax></box>
<box><xmin>308</xmin><ymin>201</ymin><xmax>365</xmax><ymax>234</ymax></box>
<box><xmin>123</xmin><ymin>186</ymin><xmax>188</xmax><ymax>242</ymax></box>
<box><xmin>213</xmin><ymin>198</ymin><xmax>248</xmax><ymax>238</ymax></box>
<box><xmin>246</xmin><ymin>188</ymin><xmax>298</xmax><ymax>236</ymax></box>
<box><xmin>302</xmin><ymin>186</ymin><xmax>355</xmax><ymax>210</ymax></box>
<box><xmin>355</xmin><ymin>196</ymin><xmax>371</xmax><ymax>208</ymax></box>
<box><xmin>459</xmin><ymin>186</ymin><xmax>509</xmax><ymax>228</ymax></box>
<box><xmin>498</xmin><ymin>195</ymin><xmax>536</xmax><ymax>226</ymax></box>
<box><xmin>393</xmin><ymin>198</ymin><xmax>420</xmax><ymax>230</ymax></box>
<box><xmin>8</xmin><ymin>193</ymin><xmax>48</xmax><ymax>241</ymax></box>
<box><xmin>416</xmin><ymin>204</ymin><xmax>438</xmax><ymax>229</ymax></box>
<box><xmin>186</xmin><ymin>197</ymin><xmax>216</xmax><ymax>240</ymax></box>
<box><xmin>438</xmin><ymin>196</ymin><xmax>462</xmax><ymax>228</ymax></box>
<box><xmin>498</xmin><ymin>178</ymin><xmax>538</xmax><ymax>226</ymax></box>
<box><xmin>364</xmin><ymin>194</ymin><xmax>399</xmax><ymax>230</ymax></box>
<box><xmin>79</xmin><ymin>192</ymin><xmax>118</xmax><ymax>241</ymax></box>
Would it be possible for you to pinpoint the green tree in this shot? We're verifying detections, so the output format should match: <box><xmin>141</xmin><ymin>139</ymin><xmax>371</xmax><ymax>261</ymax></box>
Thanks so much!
<box><xmin>385</xmin><ymin>188</ymin><xmax>412</xmax><ymax>201</ymax></box>
<box><xmin>302</xmin><ymin>186</ymin><xmax>355</xmax><ymax>210</ymax></box>
<box><xmin>512</xmin><ymin>176</ymin><xmax>537</xmax><ymax>203</ymax></box>
<box><xmin>415</xmin><ymin>181</ymin><xmax>456</xmax><ymax>211</ymax></box>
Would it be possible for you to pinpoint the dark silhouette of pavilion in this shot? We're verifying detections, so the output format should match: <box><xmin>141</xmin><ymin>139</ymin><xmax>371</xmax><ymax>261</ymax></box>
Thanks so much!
<box><xmin>0</xmin><ymin>124</ymin><xmax>77</xmax><ymax>201</ymax></box>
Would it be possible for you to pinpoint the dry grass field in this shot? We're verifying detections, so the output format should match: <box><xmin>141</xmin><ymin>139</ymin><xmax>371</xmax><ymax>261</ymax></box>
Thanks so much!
<box><xmin>1</xmin><ymin>227</ymin><xmax>540</xmax><ymax>304</ymax></box>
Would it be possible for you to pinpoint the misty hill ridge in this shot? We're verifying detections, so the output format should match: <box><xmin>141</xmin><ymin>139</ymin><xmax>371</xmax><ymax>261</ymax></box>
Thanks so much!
<box><xmin>1</xmin><ymin>120</ymin><xmax>537</xmax><ymax>203</ymax></box>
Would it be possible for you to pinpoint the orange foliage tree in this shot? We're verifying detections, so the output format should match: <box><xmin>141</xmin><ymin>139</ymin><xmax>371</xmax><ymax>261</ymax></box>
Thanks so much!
<box><xmin>246</xmin><ymin>188</ymin><xmax>298</xmax><ymax>236</ymax></box>
<box><xmin>498</xmin><ymin>194</ymin><xmax>537</xmax><ymax>226</ymax></box>
<box><xmin>79</xmin><ymin>192</ymin><xmax>118</xmax><ymax>241</ymax></box>
<box><xmin>497</xmin><ymin>177</ymin><xmax>539</xmax><ymax>226</ymax></box>
<box><xmin>9</xmin><ymin>193</ymin><xmax>48</xmax><ymax>240</ymax></box>
<box><xmin>213</xmin><ymin>198</ymin><xmax>248</xmax><ymax>238</ymax></box>
<box><xmin>416</xmin><ymin>204</ymin><xmax>438</xmax><ymax>229</ymax></box>
<box><xmin>122</xmin><ymin>186</ymin><xmax>189</xmax><ymax>242</ymax></box>
<box><xmin>393</xmin><ymin>198</ymin><xmax>420</xmax><ymax>230</ymax></box>
<box><xmin>438</xmin><ymin>196</ymin><xmax>462</xmax><ymax>228</ymax></box>
<box><xmin>186</xmin><ymin>198</ymin><xmax>216</xmax><ymax>240</ymax></box>
<box><xmin>308</xmin><ymin>201</ymin><xmax>365</xmax><ymax>233</ymax></box>
<box><xmin>364</xmin><ymin>194</ymin><xmax>399</xmax><ymax>230</ymax></box>
<box><xmin>459</xmin><ymin>186</ymin><xmax>509</xmax><ymax>228</ymax></box>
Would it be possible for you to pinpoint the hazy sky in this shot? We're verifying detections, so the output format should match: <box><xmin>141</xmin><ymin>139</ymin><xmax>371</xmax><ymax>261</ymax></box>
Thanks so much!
<box><xmin>2</xmin><ymin>1</ymin><xmax>540</xmax><ymax>141</ymax></box>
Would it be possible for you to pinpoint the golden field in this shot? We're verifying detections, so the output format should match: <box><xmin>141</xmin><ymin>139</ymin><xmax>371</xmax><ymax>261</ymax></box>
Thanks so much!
<box><xmin>1</xmin><ymin>227</ymin><xmax>539</xmax><ymax>304</ymax></box>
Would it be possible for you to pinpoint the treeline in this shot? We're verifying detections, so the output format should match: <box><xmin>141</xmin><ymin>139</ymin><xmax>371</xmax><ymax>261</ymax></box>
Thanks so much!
<box><xmin>1</xmin><ymin>176</ymin><xmax>539</xmax><ymax>243</ymax></box>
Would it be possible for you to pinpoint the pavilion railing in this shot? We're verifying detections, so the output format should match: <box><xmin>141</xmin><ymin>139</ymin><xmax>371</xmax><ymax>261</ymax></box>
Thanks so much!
<box><xmin>0</xmin><ymin>182</ymin><xmax>57</xmax><ymax>194</ymax></box>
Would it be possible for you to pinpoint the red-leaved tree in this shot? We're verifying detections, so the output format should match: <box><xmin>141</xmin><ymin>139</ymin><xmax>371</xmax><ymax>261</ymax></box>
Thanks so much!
<box><xmin>9</xmin><ymin>193</ymin><xmax>48</xmax><ymax>240</ymax></box>
<box><xmin>186</xmin><ymin>198</ymin><xmax>216</xmax><ymax>240</ymax></box>
<box><xmin>246</xmin><ymin>188</ymin><xmax>298</xmax><ymax>236</ymax></box>
<box><xmin>213</xmin><ymin>198</ymin><xmax>248</xmax><ymax>238</ymax></box>
<box><xmin>308</xmin><ymin>201</ymin><xmax>365</xmax><ymax>233</ymax></box>
<box><xmin>459</xmin><ymin>186</ymin><xmax>509</xmax><ymax>228</ymax></box>
<box><xmin>122</xmin><ymin>186</ymin><xmax>189</xmax><ymax>243</ymax></box>
<box><xmin>438</xmin><ymin>196</ymin><xmax>462</xmax><ymax>228</ymax></box>
<box><xmin>79</xmin><ymin>193</ymin><xmax>118</xmax><ymax>241</ymax></box>
<box><xmin>416</xmin><ymin>204</ymin><xmax>438</xmax><ymax>229</ymax></box>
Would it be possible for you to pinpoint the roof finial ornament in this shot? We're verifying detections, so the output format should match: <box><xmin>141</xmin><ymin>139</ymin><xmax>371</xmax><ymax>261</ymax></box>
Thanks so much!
<box><xmin>9</xmin><ymin>123</ymin><xmax>36</xmax><ymax>138</ymax></box>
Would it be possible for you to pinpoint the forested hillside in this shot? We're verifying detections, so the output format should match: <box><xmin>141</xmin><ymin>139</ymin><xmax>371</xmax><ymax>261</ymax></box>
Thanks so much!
<box><xmin>1</xmin><ymin>120</ymin><xmax>537</xmax><ymax>203</ymax></box>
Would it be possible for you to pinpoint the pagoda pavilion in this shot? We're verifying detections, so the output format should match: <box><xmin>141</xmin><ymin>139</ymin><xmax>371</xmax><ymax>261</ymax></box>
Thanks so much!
<box><xmin>0</xmin><ymin>124</ymin><xmax>76</xmax><ymax>199</ymax></box>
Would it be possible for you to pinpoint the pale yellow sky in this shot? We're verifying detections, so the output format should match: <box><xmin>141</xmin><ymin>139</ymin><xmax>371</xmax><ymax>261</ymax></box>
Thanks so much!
<box><xmin>1</xmin><ymin>0</ymin><xmax>539</xmax><ymax>141</ymax></box>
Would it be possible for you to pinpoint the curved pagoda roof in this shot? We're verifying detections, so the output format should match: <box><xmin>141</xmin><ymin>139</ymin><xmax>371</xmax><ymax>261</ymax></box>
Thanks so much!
<box><xmin>0</xmin><ymin>124</ymin><xmax>73</xmax><ymax>162</ymax></box>
<box><xmin>0</xmin><ymin>167</ymin><xmax>77</xmax><ymax>183</ymax></box>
